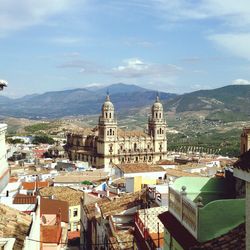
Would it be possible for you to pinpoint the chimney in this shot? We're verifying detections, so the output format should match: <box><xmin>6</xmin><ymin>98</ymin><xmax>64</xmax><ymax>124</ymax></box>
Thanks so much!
<box><xmin>95</xmin><ymin>203</ymin><xmax>101</xmax><ymax>215</ymax></box>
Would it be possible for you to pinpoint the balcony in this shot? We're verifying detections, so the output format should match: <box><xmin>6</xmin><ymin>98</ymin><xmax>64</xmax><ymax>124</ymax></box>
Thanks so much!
<box><xmin>168</xmin><ymin>177</ymin><xmax>245</xmax><ymax>242</ymax></box>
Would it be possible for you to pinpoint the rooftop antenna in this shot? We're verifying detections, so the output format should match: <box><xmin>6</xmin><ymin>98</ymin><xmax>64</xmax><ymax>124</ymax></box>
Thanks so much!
<box><xmin>106</xmin><ymin>89</ymin><xmax>110</xmax><ymax>101</ymax></box>
<box><xmin>156</xmin><ymin>91</ymin><xmax>160</xmax><ymax>102</ymax></box>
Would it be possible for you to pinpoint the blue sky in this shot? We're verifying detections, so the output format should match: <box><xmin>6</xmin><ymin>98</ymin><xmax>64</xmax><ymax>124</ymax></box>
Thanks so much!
<box><xmin>1</xmin><ymin>0</ymin><xmax>250</xmax><ymax>97</ymax></box>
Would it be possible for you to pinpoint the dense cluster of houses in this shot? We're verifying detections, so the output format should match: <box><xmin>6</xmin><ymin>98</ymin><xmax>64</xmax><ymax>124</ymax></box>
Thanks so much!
<box><xmin>1</xmin><ymin>123</ymin><xmax>250</xmax><ymax>249</ymax></box>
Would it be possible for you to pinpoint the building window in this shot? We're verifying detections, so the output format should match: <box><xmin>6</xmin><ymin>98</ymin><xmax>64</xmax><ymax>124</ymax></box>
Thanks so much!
<box><xmin>73</xmin><ymin>208</ymin><xmax>78</xmax><ymax>217</ymax></box>
<box><xmin>135</xmin><ymin>156</ymin><xmax>138</xmax><ymax>162</ymax></box>
<box><xmin>110</xmin><ymin>128</ymin><xmax>112</xmax><ymax>135</ymax></box>
<box><xmin>73</xmin><ymin>222</ymin><xmax>78</xmax><ymax>231</ymax></box>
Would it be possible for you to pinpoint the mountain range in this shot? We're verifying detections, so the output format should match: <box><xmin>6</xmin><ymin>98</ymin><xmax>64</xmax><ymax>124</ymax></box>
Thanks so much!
<box><xmin>165</xmin><ymin>85</ymin><xmax>250</xmax><ymax>122</ymax></box>
<box><xmin>1</xmin><ymin>83</ymin><xmax>250</xmax><ymax>122</ymax></box>
<box><xmin>0</xmin><ymin>83</ymin><xmax>176</xmax><ymax>119</ymax></box>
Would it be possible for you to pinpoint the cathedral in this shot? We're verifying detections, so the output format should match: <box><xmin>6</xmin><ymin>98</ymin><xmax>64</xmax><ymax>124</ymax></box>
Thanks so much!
<box><xmin>66</xmin><ymin>94</ymin><xmax>167</xmax><ymax>168</ymax></box>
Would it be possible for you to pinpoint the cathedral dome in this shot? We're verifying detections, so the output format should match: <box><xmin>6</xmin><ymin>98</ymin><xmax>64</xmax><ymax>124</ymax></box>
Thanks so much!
<box><xmin>102</xmin><ymin>94</ymin><xmax>114</xmax><ymax>111</ymax></box>
<box><xmin>152</xmin><ymin>96</ymin><xmax>163</xmax><ymax>110</ymax></box>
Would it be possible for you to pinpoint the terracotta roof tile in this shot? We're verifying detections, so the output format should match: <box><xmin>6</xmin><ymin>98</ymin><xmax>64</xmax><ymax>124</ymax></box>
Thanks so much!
<box><xmin>40</xmin><ymin>197</ymin><xmax>69</xmax><ymax>223</ymax></box>
<box><xmin>22</xmin><ymin>181</ymin><xmax>50</xmax><ymax>190</ymax></box>
<box><xmin>165</xmin><ymin>169</ymin><xmax>200</xmax><ymax>177</ymax></box>
<box><xmin>234</xmin><ymin>150</ymin><xmax>250</xmax><ymax>172</ymax></box>
<box><xmin>13</xmin><ymin>194</ymin><xmax>37</xmax><ymax>204</ymax></box>
<box><xmin>115</xmin><ymin>163</ymin><xmax>165</xmax><ymax>174</ymax></box>
<box><xmin>191</xmin><ymin>223</ymin><xmax>245</xmax><ymax>249</ymax></box>
<box><xmin>0</xmin><ymin>204</ymin><xmax>32</xmax><ymax>250</ymax></box>
<box><xmin>41</xmin><ymin>225</ymin><xmax>62</xmax><ymax>244</ymax></box>
<box><xmin>68</xmin><ymin>231</ymin><xmax>80</xmax><ymax>240</ymax></box>
<box><xmin>39</xmin><ymin>186</ymin><xmax>83</xmax><ymax>206</ymax></box>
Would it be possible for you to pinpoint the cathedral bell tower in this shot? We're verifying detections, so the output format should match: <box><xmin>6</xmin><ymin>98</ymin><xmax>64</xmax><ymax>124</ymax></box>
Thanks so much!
<box><xmin>97</xmin><ymin>93</ymin><xmax>117</xmax><ymax>166</ymax></box>
<box><xmin>148</xmin><ymin>94</ymin><xmax>167</xmax><ymax>157</ymax></box>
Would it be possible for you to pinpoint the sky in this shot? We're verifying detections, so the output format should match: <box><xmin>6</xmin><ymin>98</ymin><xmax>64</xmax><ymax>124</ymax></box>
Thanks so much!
<box><xmin>1</xmin><ymin>0</ymin><xmax>250</xmax><ymax>98</ymax></box>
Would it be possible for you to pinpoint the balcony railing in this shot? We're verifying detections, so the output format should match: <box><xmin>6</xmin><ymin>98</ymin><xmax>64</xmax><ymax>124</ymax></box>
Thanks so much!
<box><xmin>169</xmin><ymin>187</ymin><xmax>198</xmax><ymax>238</ymax></box>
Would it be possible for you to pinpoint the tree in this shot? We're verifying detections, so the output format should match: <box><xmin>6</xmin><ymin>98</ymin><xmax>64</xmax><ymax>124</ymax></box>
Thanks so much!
<box><xmin>32</xmin><ymin>135</ymin><xmax>54</xmax><ymax>145</ymax></box>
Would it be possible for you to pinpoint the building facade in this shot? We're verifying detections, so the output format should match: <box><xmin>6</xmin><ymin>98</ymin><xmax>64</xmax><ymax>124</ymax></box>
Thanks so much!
<box><xmin>0</xmin><ymin>124</ymin><xmax>9</xmax><ymax>192</ymax></box>
<box><xmin>66</xmin><ymin>95</ymin><xmax>167</xmax><ymax>168</ymax></box>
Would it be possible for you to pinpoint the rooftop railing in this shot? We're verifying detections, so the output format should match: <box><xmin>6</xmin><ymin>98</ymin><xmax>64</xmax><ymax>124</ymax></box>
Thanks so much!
<box><xmin>169</xmin><ymin>186</ymin><xmax>198</xmax><ymax>238</ymax></box>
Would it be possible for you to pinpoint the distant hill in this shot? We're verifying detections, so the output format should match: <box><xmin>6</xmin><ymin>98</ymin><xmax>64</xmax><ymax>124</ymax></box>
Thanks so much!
<box><xmin>165</xmin><ymin>85</ymin><xmax>250</xmax><ymax>122</ymax></box>
<box><xmin>0</xmin><ymin>83</ymin><xmax>176</xmax><ymax>119</ymax></box>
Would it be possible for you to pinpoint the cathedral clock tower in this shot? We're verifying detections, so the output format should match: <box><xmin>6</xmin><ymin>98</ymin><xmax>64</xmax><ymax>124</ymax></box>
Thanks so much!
<box><xmin>148</xmin><ymin>95</ymin><xmax>167</xmax><ymax>161</ymax></box>
<box><xmin>97</xmin><ymin>93</ymin><xmax>117</xmax><ymax>167</ymax></box>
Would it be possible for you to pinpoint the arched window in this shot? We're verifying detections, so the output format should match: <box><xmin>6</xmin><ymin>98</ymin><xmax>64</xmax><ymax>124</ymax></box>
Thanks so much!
<box><xmin>113</xmin><ymin>130</ymin><xmax>115</xmax><ymax>135</ymax></box>
<box><xmin>110</xmin><ymin>128</ymin><xmax>112</xmax><ymax>135</ymax></box>
<box><xmin>109</xmin><ymin>113</ymin><xmax>111</xmax><ymax>118</ymax></box>
<box><xmin>105</xmin><ymin>112</ymin><xmax>108</xmax><ymax>118</ymax></box>
<box><xmin>159</xmin><ymin>113</ymin><xmax>161</xmax><ymax>118</ymax></box>
<box><xmin>134</xmin><ymin>143</ymin><xmax>137</xmax><ymax>151</ymax></box>
<box><xmin>156</xmin><ymin>113</ymin><xmax>158</xmax><ymax>119</ymax></box>
<box><xmin>107</xmin><ymin>131</ymin><xmax>109</xmax><ymax>135</ymax></box>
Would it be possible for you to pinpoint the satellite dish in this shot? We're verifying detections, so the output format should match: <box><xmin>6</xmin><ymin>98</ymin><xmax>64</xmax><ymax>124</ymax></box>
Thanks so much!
<box><xmin>0</xmin><ymin>80</ymin><xmax>8</xmax><ymax>90</ymax></box>
<box><xmin>41</xmin><ymin>215</ymin><xmax>47</xmax><ymax>224</ymax></box>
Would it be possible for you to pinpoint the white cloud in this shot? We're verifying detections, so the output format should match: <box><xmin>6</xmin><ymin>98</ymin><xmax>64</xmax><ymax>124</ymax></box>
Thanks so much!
<box><xmin>232</xmin><ymin>78</ymin><xmax>250</xmax><ymax>85</ymax></box>
<box><xmin>0</xmin><ymin>0</ymin><xmax>83</xmax><ymax>36</ymax></box>
<box><xmin>154</xmin><ymin>0</ymin><xmax>250</xmax><ymax>27</ymax></box>
<box><xmin>150</xmin><ymin>1</ymin><xmax>250</xmax><ymax>60</ymax></box>
<box><xmin>111</xmin><ymin>58</ymin><xmax>182</xmax><ymax>78</ymax></box>
<box><xmin>209</xmin><ymin>33</ymin><xmax>250</xmax><ymax>60</ymax></box>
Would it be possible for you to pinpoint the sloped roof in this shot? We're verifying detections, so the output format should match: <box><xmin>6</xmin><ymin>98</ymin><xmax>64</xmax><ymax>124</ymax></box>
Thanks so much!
<box><xmin>40</xmin><ymin>197</ymin><xmax>69</xmax><ymax>223</ymax></box>
<box><xmin>84</xmin><ymin>191</ymin><xmax>146</xmax><ymax>220</ymax></box>
<box><xmin>234</xmin><ymin>150</ymin><xmax>250</xmax><ymax>172</ymax></box>
<box><xmin>41</xmin><ymin>225</ymin><xmax>62</xmax><ymax>244</ymax></box>
<box><xmin>13</xmin><ymin>194</ymin><xmax>37</xmax><ymax>204</ymax></box>
<box><xmin>22</xmin><ymin>181</ymin><xmax>50</xmax><ymax>190</ymax></box>
<box><xmin>165</xmin><ymin>169</ymin><xmax>200</xmax><ymax>177</ymax></box>
<box><xmin>39</xmin><ymin>186</ymin><xmax>83</xmax><ymax>206</ymax></box>
<box><xmin>116</xmin><ymin>163</ymin><xmax>165</xmax><ymax>174</ymax></box>
<box><xmin>0</xmin><ymin>204</ymin><xmax>32</xmax><ymax>250</ymax></box>
<box><xmin>191</xmin><ymin>223</ymin><xmax>245</xmax><ymax>249</ymax></box>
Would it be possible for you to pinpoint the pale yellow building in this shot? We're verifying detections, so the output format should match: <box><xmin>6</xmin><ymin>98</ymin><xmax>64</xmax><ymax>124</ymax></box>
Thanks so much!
<box><xmin>66</xmin><ymin>94</ymin><xmax>167</xmax><ymax>168</ymax></box>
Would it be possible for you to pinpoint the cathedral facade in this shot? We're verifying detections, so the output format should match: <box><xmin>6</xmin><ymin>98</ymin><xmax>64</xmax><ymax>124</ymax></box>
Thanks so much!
<box><xmin>66</xmin><ymin>94</ymin><xmax>167</xmax><ymax>168</ymax></box>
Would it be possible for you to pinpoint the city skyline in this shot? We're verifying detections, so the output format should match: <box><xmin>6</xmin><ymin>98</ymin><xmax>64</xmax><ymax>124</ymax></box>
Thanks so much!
<box><xmin>1</xmin><ymin>0</ymin><xmax>250</xmax><ymax>97</ymax></box>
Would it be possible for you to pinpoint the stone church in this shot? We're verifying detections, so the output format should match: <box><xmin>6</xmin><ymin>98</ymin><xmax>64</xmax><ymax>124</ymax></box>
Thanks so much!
<box><xmin>66</xmin><ymin>94</ymin><xmax>167</xmax><ymax>168</ymax></box>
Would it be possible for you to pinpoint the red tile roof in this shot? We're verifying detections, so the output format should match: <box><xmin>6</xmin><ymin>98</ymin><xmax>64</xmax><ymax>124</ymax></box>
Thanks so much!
<box><xmin>40</xmin><ymin>197</ymin><xmax>69</xmax><ymax>223</ymax></box>
<box><xmin>68</xmin><ymin>231</ymin><xmax>80</xmax><ymax>240</ymax></box>
<box><xmin>22</xmin><ymin>181</ymin><xmax>50</xmax><ymax>190</ymax></box>
<box><xmin>41</xmin><ymin>225</ymin><xmax>62</xmax><ymax>244</ymax></box>
<box><xmin>234</xmin><ymin>150</ymin><xmax>250</xmax><ymax>172</ymax></box>
<box><xmin>13</xmin><ymin>194</ymin><xmax>37</xmax><ymax>204</ymax></box>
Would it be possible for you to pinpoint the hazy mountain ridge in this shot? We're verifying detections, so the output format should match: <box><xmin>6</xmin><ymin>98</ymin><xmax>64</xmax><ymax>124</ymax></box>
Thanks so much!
<box><xmin>0</xmin><ymin>83</ymin><xmax>176</xmax><ymax>119</ymax></box>
<box><xmin>165</xmin><ymin>85</ymin><xmax>250</xmax><ymax>122</ymax></box>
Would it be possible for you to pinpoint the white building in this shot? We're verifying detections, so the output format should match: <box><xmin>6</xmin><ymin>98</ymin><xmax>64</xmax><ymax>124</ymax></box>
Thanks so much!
<box><xmin>0</xmin><ymin>124</ymin><xmax>9</xmax><ymax>192</ymax></box>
